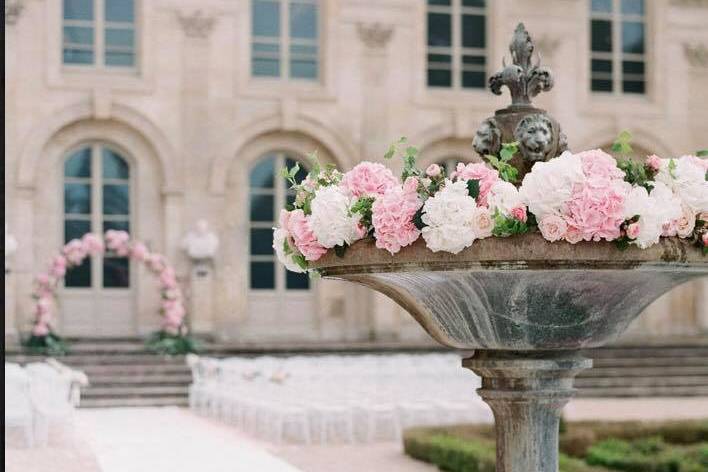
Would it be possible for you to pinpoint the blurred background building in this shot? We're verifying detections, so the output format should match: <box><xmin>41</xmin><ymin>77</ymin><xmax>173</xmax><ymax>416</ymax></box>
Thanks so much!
<box><xmin>4</xmin><ymin>0</ymin><xmax>708</xmax><ymax>346</ymax></box>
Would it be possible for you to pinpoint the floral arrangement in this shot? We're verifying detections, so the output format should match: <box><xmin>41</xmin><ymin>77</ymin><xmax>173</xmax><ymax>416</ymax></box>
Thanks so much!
<box><xmin>25</xmin><ymin>230</ymin><xmax>197</xmax><ymax>355</ymax></box>
<box><xmin>273</xmin><ymin>135</ymin><xmax>707</xmax><ymax>274</ymax></box>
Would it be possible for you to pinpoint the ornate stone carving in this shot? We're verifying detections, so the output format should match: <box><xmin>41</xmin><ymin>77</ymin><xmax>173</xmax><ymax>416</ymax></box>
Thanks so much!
<box><xmin>177</xmin><ymin>10</ymin><xmax>216</xmax><ymax>39</ymax></box>
<box><xmin>473</xmin><ymin>23</ymin><xmax>566</xmax><ymax>179</ymax></box>
<box><xmin>357</xmin><ymin>23</ymin><xmax>394</xmax><ymax>49</ymax></box>
<box><xmin>684</xmin><ymin>43</ymin><xmax>708</xmax><ymax>68</ymax></box>
<box><xmin>5</xmin><ymin>0</ymin><xmax>23</xmax><ymax>25</ymax></box>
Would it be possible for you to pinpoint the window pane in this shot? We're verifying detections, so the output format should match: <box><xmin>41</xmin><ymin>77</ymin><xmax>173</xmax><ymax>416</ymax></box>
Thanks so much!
<box><xmin>591</xmin><ymin>20</ymin><xmax>612</xmax><ymax>52</ymax></box>
<box><xmin>286</xmin><ymin>271</ymin><xmax>309</xmax><ymax>290</ymax></box>
<box><xmin>103</xmin><ymin>257</ymin><xmax>130</xmax><ymax>288</ymax></box>
<box><xmin>106</xmin><ymin>51</ymin><xmax>135</xmax><ymax>67</ymax></box>
<box><xmin>621</xmin><ymin>0</ymin><xmax>644</xmax><ymax>15</ymax></box>
<box><xmin>102</xmin><ymin>148</ymin><xmax>130</xmax><ymax>179</ymax></box>
<box><xmin>64</xmin><ymin>26</ymin><xmax>94</xmax><ymax>45</ymax></box>
<box><xmin>250</xmin><ymin>262</ymin><xmax>275</xmax><ymax>289</ymax></box>
<box><xmin>591</xmin><ymin>0</ymin><xmax>612</xmax><ymax>12</ymax></box>
<box><xmin>591</xmin><ymin>59</ymin><xmax>613</xmax><ymax>73</ymax></box>
<box><xmin>250</xmin><ymin>193</ymin><xmax>275</xmax><ymax>222</ymax></box>
<box><xmin>65</xmin><ymin>184</ymin><xmax>91</xmax><ymax>214</ymax></box>
<box><xmin>250</xmin><ymin>156</ymin><xmax>276</xmax><ymax>188</ymax></box>
<box><xmin>254</xmin><ymin>43</ymin><xmax>280</xmax><ymax>54</ymax></box>
<box><xmin>622</xmin><ymin>22</ymin><xmax>644</xmax><ymax>54</ymax></box>
<box><xmin>103</xmin><ymin>184</ymin><xmax>130</xmax><ymax>215</ymax></box>
<box><xmin>63</xmin><ymin>48</ymin><xmax>94</xmax><ymax>65</ymax></box>
<box><xmin>427</xmin><ymin>13</ymin><xmax>451</xmax><ymax>47</ymax></box>
<box><xmin>65</xmin><ymin>219</ymin><xmax>91</xmax><ymax>243</ymax></box>
<box><xmin>66</xmin><ymin>259</ymin><xmax>91</xmax><ymax>288</ymax></box>
<box><xmin>462</xmin><ymin>70</ymin><xmax>485</xmax><ymax>88</ymax></box>
<box><xmin>64</xmin><ymin>0</ymin><xmax>93</xmax><ymax>20</ymax></box>
<box><xmin>105</xmin><ymin>28</ymin><xmax>134</xmax><ymax>48</ymax></box>
<box><xmin>105</xmin><ymin>0</ymin><xmax>134</xmax><ymax>22</ymax></box>
<box><xmin>623</xmin><ymin>80</ymin><xmax>645</xmax><ymax>94</ymax></box>
<box><xmin>253</xmin><ymin>0</ymin><xmax>280</xmax><ymax>37</ymax></box>
<box><xmin>253</xmin><ymin>57</ymin><xmax>281</xmax><ymax>76</ymax></box>
<box><xmin>592</xmin><ymin>79</ymin><xmax>613</xmax><ymax>92</ymax></box>
<box><xmin>103</xmin><ymin>220</ymin><xmax>130</xmax><ymax>234</ymax></box>
<box><xmin>251</xmin><ymin>228</ymin><xmax>275</xmax><ymax>255</ymax></box>
<box><xmin>462</xmin><ymin>0</ymin><xmax>485</xmax><ymax>6</ymax></box>
<box><xmin>622</xmin><ymin>60</ymin><xmax>644</xmax><ymax>74</ymax></box>
<box><xmin>428</xmin><ymin>0</ymin><xmax>450</xmax><ymax>5</ymax></box>
<box><xmin>463</xmin><ymin>55</ymin><xmax>485</xmax><ymax>65</ymax></box>
<box><xmin>428</xmin><ymin>69</ymin><xmax>452</xmax><ymax>87</ymax></box>
<box><xmin>285</xmin><ymin>158</ymin><xmax>307</xmax><ymax>183</ymax></box>
<box><xmin>461</xmin><ymin>14</ymin><xmax>485</xmax><ymax>48</ymax></box>
<box><xmin>290</xmin><ymin>2</ymin><xmax>317</xmax><ymax>39</ymax></box>
<box><xmin>65</xmin><ymin>148</ymin><xmax>92</xmax><ymax>177</ymax></box>
<box><xmin>428</xmin><ymin>53</ymin><xmax>452</xmax><ymax>64</ymax></box>
<box><xmin>290</xmin><ymin>59</ymin><xmax>318</xmax><ymax>79</ymax></box>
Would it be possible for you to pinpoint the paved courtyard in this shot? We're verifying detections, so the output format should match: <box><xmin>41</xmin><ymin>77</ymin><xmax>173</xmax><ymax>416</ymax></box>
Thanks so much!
<box><xmin>6</xmin><ymin>397</ymin><xmax>708</xmax><ymax>472</ymax></box>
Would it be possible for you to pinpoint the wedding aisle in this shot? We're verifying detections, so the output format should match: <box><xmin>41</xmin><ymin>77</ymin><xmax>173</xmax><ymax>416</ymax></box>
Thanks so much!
<box><xmin>73</xmin><ymin>407</ymin><xmax>301</xmax><ymax>472</ymax></box>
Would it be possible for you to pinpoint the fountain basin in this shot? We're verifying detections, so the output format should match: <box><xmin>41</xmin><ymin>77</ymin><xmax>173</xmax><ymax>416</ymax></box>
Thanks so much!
<box><xmin>312</xmin><ymin>233</ymin><xmax>707</xmax><ymax>350</ymax></box>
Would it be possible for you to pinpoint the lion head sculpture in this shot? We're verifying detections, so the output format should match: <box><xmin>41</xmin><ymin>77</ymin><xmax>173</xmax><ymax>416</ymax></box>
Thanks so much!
<box><xmin>472</xmin><ymin>118</ymin><xmax>502</xmax><ymax>157</ymax></box>
<box><xmin>514</xmin><ymin>114</ymin><xmax>555</xmax><ymax>162</ymax></box>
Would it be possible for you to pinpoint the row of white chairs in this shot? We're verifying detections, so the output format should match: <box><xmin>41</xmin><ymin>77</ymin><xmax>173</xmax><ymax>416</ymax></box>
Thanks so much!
<box><xmin>5</xmin><ymin>360</ymin><xmax>88</xmax><ymax>448</ymax></box>
<box><xmin>187</xmin><ymin>354</ymin><xmax>493</xmax><ymax>444</ymax></box>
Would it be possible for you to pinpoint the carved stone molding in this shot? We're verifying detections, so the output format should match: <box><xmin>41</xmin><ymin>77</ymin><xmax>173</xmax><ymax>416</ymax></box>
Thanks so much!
<box><xmin>684</xmin><ymin>43</ymin><xmax>708</xmax><ymax>68</ymax></box>
<box><xmin>357</xmin><ymin>23</ymin><xmax>394</xmax><ymax>50</ymax></box>
<box><xmin>5</xmin><ymin>0</ymin><xmax>24</xmax><ymax>25</ymax></box>
<box><xmin>177</xmin><ymin>10</ymin><xmax>216</xmax><ymax>39</ymax></box>
<box><xmin>671</xmin><ymin>0</ymin><xmax>708</xmax><ymax>7</ymax></box>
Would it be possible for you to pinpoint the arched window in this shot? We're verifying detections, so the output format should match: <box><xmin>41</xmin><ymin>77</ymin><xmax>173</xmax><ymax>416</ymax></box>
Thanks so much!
<box><xmin>63</xmin><ymin>144</ymin><xmax>131</xmax><ymax>288</ymax></box>
<box><xmin>249</xmin><ymin>152</ymin><xmax>310</xmax><ymax>291</ymax></box>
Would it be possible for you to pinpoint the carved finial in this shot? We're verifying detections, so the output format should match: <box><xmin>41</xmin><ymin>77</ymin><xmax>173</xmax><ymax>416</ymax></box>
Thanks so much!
<box><xmin>5</xmin><ymin>0</ymin><xmax>23</xmax><ymax>25</ymax></box>
<box><xmin>177</xmin><ymin>10</ymin><xmax>216</xmax><ymax>39</ymax></box>
<box><xmin>488</xmin><ymin>23</ymin><xmax>554</xmax><ymax>107</ymax></box>
<box><xmin>684</xmin><ymin>43</ymin><xmax>708</xmax><ymax>68</ymax></box>
<box><xmin>357</xmin><ymin>23</ymin><xmax>394</xmax><ymax>49</ymax></box>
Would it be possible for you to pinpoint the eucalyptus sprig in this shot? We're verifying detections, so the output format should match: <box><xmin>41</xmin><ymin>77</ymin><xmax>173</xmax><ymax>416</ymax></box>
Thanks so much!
<box><xmin>485</xmin><ymin>142</ymin><xmax>520</xmax><ymax>184</ymax></box>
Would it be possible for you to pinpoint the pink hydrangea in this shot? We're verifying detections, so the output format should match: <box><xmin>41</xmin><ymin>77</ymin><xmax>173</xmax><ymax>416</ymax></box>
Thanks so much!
<box><xmin>371</xmin><ymin>177</ymin><xmax>422</xmax><ymax>254</ymax></box>
<box><xmin>63</xmin><ymin>239</ymin><xmax>87</xmax><ymax>265</ymax></box>
<box><xmin>340</xmin><ymin>161</ymin><xmax>398</xmax><ymax>198</ymax></box>
<box><xmin>105</xmin><ymin>230</ymin><xmax>131</xmax><ymax>256</ymax></box>
<box><xmin>159</xmin><ymin>267</ymin><xmax>178</xmax><ymax>289</ymax></box>
<box><xmin>287</xmin><ymin>209</ymin><xmax>327</xmax><ymax>261</ymax></box>
<box><xmin>146</xmin><ymin>254</ymin><xmax>167</xmax><ymax>273</ymax></box>
<box><xmin>81</xmin><ymin>233</ymin><xmax>104</xmax><ymax>255</ymax></box>
<box><xmin>452</xmin><ymin>162</ymin><xmax>500</xmax><ymax>207</ymax></box>
<box><xmin>563</xmin><ymin>182</ymin><xmax>626</xmax><ymax>241</ymax></box>
<box><xmin>50</xmin><ymin>255</ymin><xmax>67</xmax><ymax>278</ymax></box>
<box><xmin>576</xmin><ymin>149</ymin><xmax>625</xmax><ymax>188</ymax></box>
<box><xmin>130</xmin><ymin>242</ymin><xmax>149</xmax><ymax>261</ymax></box>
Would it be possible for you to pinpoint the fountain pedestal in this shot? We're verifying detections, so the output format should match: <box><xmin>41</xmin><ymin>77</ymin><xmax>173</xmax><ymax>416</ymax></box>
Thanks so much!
<box><xmin>464</xmin><ymin>351</ymin><xmax>591</xmax><ymax>472</ymax></box>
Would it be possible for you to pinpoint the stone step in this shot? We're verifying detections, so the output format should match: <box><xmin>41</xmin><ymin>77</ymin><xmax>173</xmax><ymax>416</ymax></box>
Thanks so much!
<box><xmin>79</xmin><ymin>397</ymin><xmax>190</xmax><ymax>408</ymax></box>
<box><xmin>87</xmin><ymin>374</ymin><xmax>193</xmax><ymax>386</ymax></box>
<box><xmin>575</xmin><ymin>375</ymin><xmax>708</xmax><ymax>388</ymax></box>
<box><xmin>577</xmin><ymin>385</ymin><xmax>708</xmax><ymax>397</ymax></box>
<box><xmin>77</xmin><ymin>364</ymin><xmax>191</xmax><ymax>375</ymax></box>
<box><xmin>589</xmin><ymin>356</ymin><xmax>708</xmax><ymax>367</ymax></box>
<box><xmin>578</xmin><ymin>365</ymin><xmax>708</xmax><ymax>377</ymax></box>
<box><xmin>82</xmin><ymin>385</ymin><xmax>189</xmax><ymax>398</ymax></box>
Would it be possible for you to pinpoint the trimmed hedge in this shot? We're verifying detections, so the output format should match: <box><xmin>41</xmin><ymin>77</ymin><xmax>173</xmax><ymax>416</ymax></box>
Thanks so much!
<box><xmin>404</xmin><ymin>420</ymin><xmax>708</xmax><ymax>472</ymax></box>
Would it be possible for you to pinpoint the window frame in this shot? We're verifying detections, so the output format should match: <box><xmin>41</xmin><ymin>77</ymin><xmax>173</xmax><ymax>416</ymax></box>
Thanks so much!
<box><xmin>248</xmin><ymin>151</ymin><xmax>311</xmax><ymax>293</ymax></box>
<box><xmin>62</xmin><ymin>142</ymin><xmax>133</xmax><ymax>291</ymax></box>
<box><xmin>62</xmin><ymin>0</ymin><xmax>139</xmax><ymax>72</ymax></box>
<box><xmin>589</xmin><ymin>0</ymin><xmax>647</xmax><ymax>95</ymax></box>
<box><xmin>426</xmin><ymin>0</ymin><xmax>488</xmax><ymax>91</ymax></box>
<box><xmin>250</xmin><ymin>0</ymin><xmax>321</xmax><ymax>82</ymax></box>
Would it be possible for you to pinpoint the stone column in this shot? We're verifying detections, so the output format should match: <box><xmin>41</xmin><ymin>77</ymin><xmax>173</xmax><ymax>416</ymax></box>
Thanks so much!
<box><xmin>464</xmin><ymin>351</ymin><xmax>592</xmax><ymax>472</ymax></box>
<box><xmin>188</xmin><ymin>261</ymin><xmax>214</xmax><ymax>335</ymax></box>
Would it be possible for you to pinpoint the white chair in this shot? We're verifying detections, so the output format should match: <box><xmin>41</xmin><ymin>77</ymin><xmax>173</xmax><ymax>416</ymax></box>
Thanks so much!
<box><xmin>26</xmin><ymin>362</ymin><xmax>75</xmax><ymax>446</ymax></box>
<box><xmin>5</xmin><ymin>365</ymin><xmax>34</xmax><ymax>448</ymax></box>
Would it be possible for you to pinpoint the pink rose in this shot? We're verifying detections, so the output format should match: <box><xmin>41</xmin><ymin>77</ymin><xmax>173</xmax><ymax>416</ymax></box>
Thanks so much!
<box><xmin>371</xmin><ymin>182</ymin><xmax>422</xmax><ymax>254</ymax></box>
<box><xmin>538</xmin><ymin>215</ymin><xmax>568</xmax><ymax>242</ymax></box>
<box><xmin>63</xmin><ymin>239</ymin><xmax>87</xmax><ymax>265</ymax></box>
<box><xmin>340</xmin><ymin>162</ymin><xmax>399</xmax><ymax>198</ymax></box>
<box><xmin>37</xmin><ymin>297</ymin><xmax>52</xmax><ymax>314</ymax></box>
<box><xmin>626</xmin><ymin>222</ymin><xmax>641</xmax><ymax>240</ymax></box>
<box><xmin>425</xmin><ymin>164</ymin><xmax>442</xmax><ymax>178</ymax></box>
<box><xmin>452</xmin><ymin>163</ymin><xmax>500</xmax><ymax>207</ymax></box>
<box><xmin>511</xmin><ymin>206</ymin><xmax>527</xmax><ymax>223</ymax></box>
<box><xmin>646</xmin><ymin>155</ymin><xmax>662</xmax><ymax>172</ymax></box>
<box><xmin>147</xmin><ymin>254</ymin><xmax>167</xmax><ymax>273</ymax></box>
<box><xmin>50</xmin><ymin>256</ymin><xmax>67</xmax><ymax>277</ymax></box>
<box><xmin>81</xmin><ymin>233</ymin><xmax>104</xmax><ymax>255</ymax></box>
<box><xmin>130</xmin><ymin>242</ymin><xmax>149</xmax><ymax>261</ymax></box>
<box><xmin>105</xmin><ymin>230</ymin><xmax>131</xmax><ymax>256</ymax></box>
<box><xmin>159</xmin><ymin>267</ymin><xmax>178</xmax><ymax>289</ymax></box>
<box><xmin>702</xmin><ymin>233</ymin><xmax>708</xmax><ymax>246</ymax></box>
<box><xmin>472</xmin><ymin>207</ymin><xmax>494</xmax><ymax>239</ymax></box>
<box><xmin>36</xmin><ymin>273</ymin><xmax>51</xmax><ymax>286</ymax></box>
<box><xmin>675</xmin><ymin>205</ymin><xmax>696</xmax><ymax>238</ymax></box>
<box><xmin>287</xmin><ymin>209</ymin><xmax>327</xmax><ymax>261</ymax></box>
<box><xmin>32</xmin><ymin>323</ymin><xmax>49</xmax><ymax>337</ymax></box>
<box><xmin>564</xmin><ymin>226</ymin><xmax>584</xmax><ymax>244</ymax></box>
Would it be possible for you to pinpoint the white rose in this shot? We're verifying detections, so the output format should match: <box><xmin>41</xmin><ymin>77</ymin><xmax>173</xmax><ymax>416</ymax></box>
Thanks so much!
<box><xmin>675</xmin><ymin>204</ymin><xmax>696</xmax><ymax>238</ymax></box>
<box><xmin>519</xmin><ymin>151</ymin><xmax>584</xmax><ymax>219</ymax></box>
<box><xmin>487</xmin><ymin>181</ymin><xmax>523</xmax><ymax>217</ymax></box>
<box><xmin>273</xmin><ymin>228</ymin><xmax>305</xmax><ymax>273</ymax></box>
<box><xmin>656</xmin><ymin>156</ymin><xmax>708</xmax><ymax>213</ymax></box>
<box><xmin>538</xmin><ymin>215</ymin><xmax>568</xmax><ymax>242</ymax></box>
<box><xmin>309</xmin><ymin>186</ymin><xmax>362</xmax><ymax>248</ymax></box>
<box><xmin>622</xmin><ymin>182</ymin><xmax>683</xmax><ymax>248</ymax></box>
<box><xmin>421</xmin><ymin>180</ymin><xmax>477</xmax><ymax>253</ymax></box>
<box><xmin>472</xmin><ymin>207</ymin><xmax>494</xmax><ymax>239</ymax></box>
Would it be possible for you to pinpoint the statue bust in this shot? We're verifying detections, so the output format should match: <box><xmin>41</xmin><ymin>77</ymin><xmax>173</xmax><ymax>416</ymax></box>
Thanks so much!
<box><xmin>181</xmin><ymin>219</ymin><xmax>219</xmax><ymax>262</ymax></box>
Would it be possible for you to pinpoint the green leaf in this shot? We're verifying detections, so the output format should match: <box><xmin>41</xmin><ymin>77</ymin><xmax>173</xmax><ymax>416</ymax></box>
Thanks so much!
<box><xmin>612</xmin><ymin>130</ymin><xmax>634</xmax><ymax>156</ymax></box>
<box><xmin>615</xmin><ymin>237</ymin><xmax>630</xmax><ymax>251</ymax></box>
<box><xmin>466</xmin><ymin>179</ymin><xmax>480</xmax><ymax>199</ymax></box>
<box><xmin>334</xmin><ymin>243</ymin><xmax>348</xmax><ymax>258</ymax></box>
<box><xmin>383</xmin><ymin>143</ymin><xmax>397</xmax><ymax>160</ymax></box>
<box><xmin>668</xmin><ymin>159</ymin><xmax>677</xmax><ymax>179</ymax></box>
<box><xmin>696</xmin><ymin>149</ymin><xmax>708</xmax><ymax>157</ymax></box>
<box><xmin>292</xmin><ymin>253</ymin><xmax>308</xmax><ymax>271</ymax></box>
<box><xmin>499</xmin><ymin>142</ymin><xmax>519</xmax><ymax>162</ymax></box>
<box><xmin>413</xmin><ymin>207</ymin><xmax>426</xmax><ymax>230</ymax></box>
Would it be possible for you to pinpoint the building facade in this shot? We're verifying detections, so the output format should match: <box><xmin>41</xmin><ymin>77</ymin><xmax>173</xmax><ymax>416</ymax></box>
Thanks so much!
<box><xmin>5</xmin><ymin>0</ymin><xmax>708</xmax><ymax>344</ymax></box>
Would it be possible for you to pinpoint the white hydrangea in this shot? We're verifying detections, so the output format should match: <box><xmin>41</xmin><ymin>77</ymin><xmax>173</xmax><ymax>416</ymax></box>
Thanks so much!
<box><xmin>487</xmin><ymin>180</ymin><xmax>524</xmax><ymax>216</ymax></box>
<box><xmin>655</xmin><ymin>156</ymin><xmax>708</xmax><ymax>213</ymax></box>
<box><xmin>272</xmin><ymin>228</ymin><xmax>305</xmax><ymax>273</ymax></box>
<box><xmin>309</xmin><ymin>186</ymin><xmax>363</xmax><ymax>248</ymax></box>
<box><xmin>622</xmin><ymin>182</ymin><xmax>682</xmax><ymax>249</ymax></box>
<box><xmin>519</xmin><ymin>151</ymin><xmax>585</xmax><ymax>219</ymax></box>
<box><xmin>421</xmin><ymin>180</ymin><xmax>478</xmax><ymax>253</ymax></box>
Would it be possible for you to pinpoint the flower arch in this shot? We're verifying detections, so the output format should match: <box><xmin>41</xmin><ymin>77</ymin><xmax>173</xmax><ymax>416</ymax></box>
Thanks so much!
<box><xmin>28</xmin><ymin>230</ymin><xmax>192</xmax><ymax>354</ymax></box>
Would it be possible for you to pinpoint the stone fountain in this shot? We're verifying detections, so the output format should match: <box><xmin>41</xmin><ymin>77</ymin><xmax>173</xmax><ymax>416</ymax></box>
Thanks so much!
<box><xmin>312</xmin><ymin>24</ymin><xmax>708</xmax><ymax>472</ymax></box>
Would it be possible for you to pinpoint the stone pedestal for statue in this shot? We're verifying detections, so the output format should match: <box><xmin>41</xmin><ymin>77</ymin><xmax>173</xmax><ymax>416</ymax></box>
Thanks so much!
<box><xmin>312</xmin><ymin>234</ymin><xmax>707</xmax><ymax>472</ymax></box>
<box><xmin>181</xmin><ymin>220</ymin><xmax>219</xmax><ymax>336</ymax></box>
